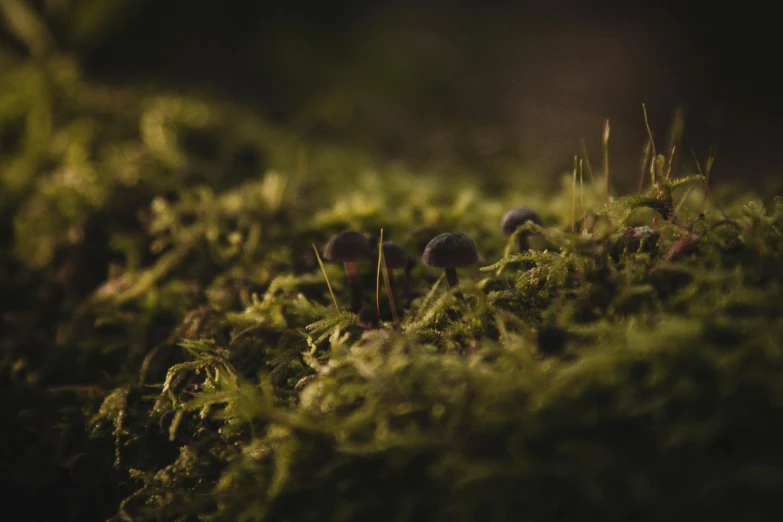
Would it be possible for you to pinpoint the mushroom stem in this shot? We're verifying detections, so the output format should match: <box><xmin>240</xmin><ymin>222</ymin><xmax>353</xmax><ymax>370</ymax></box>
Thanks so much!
<box><xmin>515</xmin><ymin>233</ymin><xmax>530</xmax><ymax>252</ymax></box>
<box><xmin>444</xmin><ymin>267</ymin><xmax>464</xmax><ymax>300</ymax></box>
<box><xmin>444</xmin><ymin>267</ymin><xmax>459</xmax><ymax>288</ymax></box>
<box><xmin>343</xmin><ymin>261</ymin><xmax>362</xmax><ymax>313</ymax></box>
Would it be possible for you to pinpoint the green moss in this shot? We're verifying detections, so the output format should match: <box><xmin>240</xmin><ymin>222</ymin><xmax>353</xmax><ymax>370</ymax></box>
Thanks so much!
<box><xmin>3</xmin><ymin>49</ymin><xmax>783</xmax><ymax>522</ymax></box>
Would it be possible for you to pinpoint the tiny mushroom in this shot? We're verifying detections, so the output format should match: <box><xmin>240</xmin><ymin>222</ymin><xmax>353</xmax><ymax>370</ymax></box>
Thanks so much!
<box><xmin>323</xmin><ymin>230</ymin><xmax>371</xmax><ymax>313</ymax></box>
<box><xmin>422</xmin><ymin>232</ymin><xmax>478</xmax><ymax>298</ymax></box>
<box><xmin>501</xmin><ymin>207</ymin><xmax>542</xmax><ymax>251</ymax></box>
<box><xmin>373</xmin><ymin>241</ymin><xmax>408</xmax><ymax>305</ymax></box>
<box><xmin>356</xmin><ymin>306</ymin><xmax>380</xmax><ymax>329</ymax></box>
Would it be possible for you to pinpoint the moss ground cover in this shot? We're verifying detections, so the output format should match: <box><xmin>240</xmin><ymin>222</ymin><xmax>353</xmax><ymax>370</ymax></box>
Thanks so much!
<box><xmin>2</xmin><ymin>40</ymin><xmax>783</xmax><ymax>522</ymax></box>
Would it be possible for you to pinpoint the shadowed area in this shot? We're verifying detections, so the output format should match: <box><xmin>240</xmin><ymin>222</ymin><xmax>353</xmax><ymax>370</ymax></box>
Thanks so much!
<box><xmin>65</xmin><ymin>0</ymin><xmax>783</xmax><ymax>185</ymax></box>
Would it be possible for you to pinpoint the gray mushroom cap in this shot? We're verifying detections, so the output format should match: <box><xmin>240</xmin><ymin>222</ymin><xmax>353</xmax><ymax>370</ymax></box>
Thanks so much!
<box><xmin>323</xmin><ymin>230</ymin><xmax>371</xmax><ymax>262</ymax></box>
<box><xmin>373</xmin><ymin>241</ymin><xmax>408</xmax><ymax>270</ymax></box>
<box><xmin>501</xmin><ymin>208</ymin><xmax>543</xmax><ymax>236</ymax></box>
<box><xmin>422</xmin><ymin>232</ymin><xmax>478</xmax><ymax>268</ymax></box>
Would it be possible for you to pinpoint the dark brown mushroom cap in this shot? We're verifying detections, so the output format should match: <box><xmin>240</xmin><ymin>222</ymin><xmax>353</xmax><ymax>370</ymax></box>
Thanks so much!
<box><xmin>323</xmin><ymin>230</ymin><xmax>371</xmax><ymax>262</ymax></box>
<box><xmin>422</xmin><ymin>232</ymin><xmax>478</xmax><ymax>268</ymax></box>
<box><xmin>372</xmin><ymin>241</ymin><xmax>408</xmax><ymax>270</ymax></box>
<box><xmin>500</xmin><ymin>208</ymin><xmax>543</xmax><ymax>236</ymax></box>
<box><xmin>356</xmin><ymin>306</ymin><xmax>380</xmax><ymax>329</ymax></box>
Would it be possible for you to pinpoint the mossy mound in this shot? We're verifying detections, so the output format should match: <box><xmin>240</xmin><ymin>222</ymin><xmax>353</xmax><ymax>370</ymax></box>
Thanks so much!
<box><xmin>3</xmin><ymin>55</ymin><xmax>783</xmax><ymax>522</ymax></box>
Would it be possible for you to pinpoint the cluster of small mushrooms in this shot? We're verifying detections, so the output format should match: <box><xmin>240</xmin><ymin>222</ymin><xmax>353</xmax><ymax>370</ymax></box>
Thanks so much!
<box><xmin>322</xmin><ymin>207</ymin><xmax>542</xmax><ymax>326</ymax></box>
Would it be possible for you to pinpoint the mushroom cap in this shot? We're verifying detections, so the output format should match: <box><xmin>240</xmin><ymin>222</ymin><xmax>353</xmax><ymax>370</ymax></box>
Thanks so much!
<box><xmin>356</xmin><ymin>306</ymin><xmax>380</xmax><ymax>329</ymax></box>
<box><xmin>323</xmin><ymin>230</ymin><xmax>371</xmax><ymax>262</ymax></box>
<box><xmin>422</xmin><ymin>232</ymin><xmax>478</xmax><ymax>268</ymax></box>
<box><xmin>372</xmin><ymin>241</ymin><xmax>408</xmax><ymax>270</ymax></box>
<box><xmin>500</xmin><ymin>208</ymin><xmax>543</xmax><ymax>236</ymax></box>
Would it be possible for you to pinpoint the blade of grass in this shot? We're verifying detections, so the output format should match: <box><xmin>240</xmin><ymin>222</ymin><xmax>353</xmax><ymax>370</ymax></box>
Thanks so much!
<box><xmin>580</xmin><ymin>139</ymin><xmax>595</xmax><ymax>183</ymax></box>
<box><xmin>643</xmin><ymin>104</ymin><xmax>664</xmax><ymax>226</ymax></box>
<box><xmin>638</xmin><ymin>138</ymin><xmax>652</xmax><ymax>194</ymax></box>
<box><xmin>313</xmin><ymin>244</ymin><xmax>339</xmax><ymax>311</ymax></box>
<box><xmin>375</xmin><ymin>229</ymin><xmax>383</xmax><ymax>316</ymax></box>
<box><xmin>379</xmin><ymin>244</ymin><xmax>399</xmax><ymax>326</ymax></box>
<box><xmin>665</xmin><ymin>107</ymin><xmax>685</xmax><ymax>180</ymax></box>
<box><xmin>572</xmin><ymin>155</ymin><xmax>577</xmax><ymax>233</ymax></box>
<box><xmin>580</xmin><ymin>158</ymin><xmax>586</xmax><ymax>235</ymax></box>
<box><xmin>603</xmin><ymin>119</ymin><xmax>611</xmax><ymax>203</ymax></box>
<box><xmin>643</xmin><ymin>104</ymin><xmax>660</xmax><ymax>194</ymax></box>
<box><xmin>665</xmin><ymin>145</ymin><xmax>676</xmax><ymax>181</ymax></box>
<box><xmin>642</xmin><ymin>103</ymin><xmax>658</xmax><ymax>167</ymax></box>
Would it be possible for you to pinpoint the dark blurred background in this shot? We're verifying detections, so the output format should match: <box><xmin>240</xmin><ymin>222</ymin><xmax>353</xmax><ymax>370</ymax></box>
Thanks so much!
<box><xmin>3</xmin><ymin>0</ymin><xmax>782</xmax><ymax>188</ymax></box>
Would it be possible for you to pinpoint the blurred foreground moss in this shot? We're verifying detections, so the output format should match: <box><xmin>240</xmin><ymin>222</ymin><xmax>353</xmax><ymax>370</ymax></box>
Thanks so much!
<box><xmin>2</xmin><ymin>53</ymin><xmax>783</xmax><ymax>522</ymax></box>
